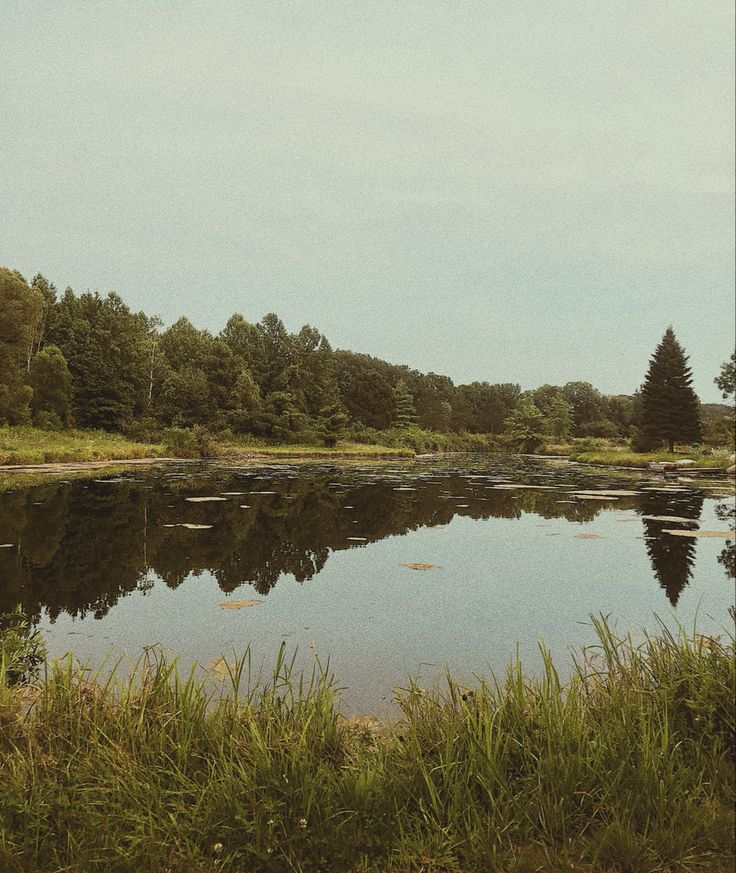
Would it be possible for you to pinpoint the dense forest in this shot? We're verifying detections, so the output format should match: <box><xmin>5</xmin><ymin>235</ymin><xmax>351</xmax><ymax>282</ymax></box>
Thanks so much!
<box><xmin>0</xmin><ymin>267</ymin><xmax>732</xmax><ymax>451</ymax></box>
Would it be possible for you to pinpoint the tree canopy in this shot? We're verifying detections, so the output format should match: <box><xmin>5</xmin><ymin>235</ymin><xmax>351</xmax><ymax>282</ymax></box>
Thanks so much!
<box><xmin>0</xmin><ymin>267</ymin><xmax>723</xmax><ymax>451</ymax></box>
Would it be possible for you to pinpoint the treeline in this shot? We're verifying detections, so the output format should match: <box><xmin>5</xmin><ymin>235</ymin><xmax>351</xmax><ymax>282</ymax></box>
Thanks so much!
<box><xmin>0</xmin><ymin>267</ymin><xmax>730</xmax><ymax>450</ymax></box>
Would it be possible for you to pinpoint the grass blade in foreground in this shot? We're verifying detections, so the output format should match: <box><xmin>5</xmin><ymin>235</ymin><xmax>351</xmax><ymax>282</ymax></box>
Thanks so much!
<box><xmin>0</xmin><ymin>616</ymin><xmax>733</xmax><ymax>872</ymax></box>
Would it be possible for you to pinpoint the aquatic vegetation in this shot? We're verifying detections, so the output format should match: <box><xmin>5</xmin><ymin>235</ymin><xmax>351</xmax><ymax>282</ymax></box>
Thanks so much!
<box><xmin>219</xmin><ymin>599</ymin><xmax>263</xmax><ymax>610</ymax></box>
<box><xmin>0</xmin><ymin>620</ymin><xmax>733</xmax><ymax>872</ymax></box>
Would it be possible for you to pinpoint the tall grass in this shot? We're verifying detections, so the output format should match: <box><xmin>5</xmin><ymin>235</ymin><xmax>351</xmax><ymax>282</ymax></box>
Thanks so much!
<box><xmin>0</xmin><ymin>621</ymin><xmax>733</xmax><ymax>872</ymax></box>
<box><xmin>0</xmin><ymin>427</ymin><xmax>161</xmax><ymax>466</ymax></box>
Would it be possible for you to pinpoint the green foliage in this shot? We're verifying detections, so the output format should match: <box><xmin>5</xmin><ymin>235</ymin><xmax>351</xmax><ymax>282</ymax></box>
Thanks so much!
<box><xmin>0</xmin><ymin>606</ymin><xmax>45</xmax><ymax>686</ymax></box>
<box><xmin>562</xmin><ymin>381</ymin><xmax>606</xmax><ymax>434</ymax></box>
<box><xmin>162</xmin><ymin>426</ymin><xmax>218</xmax><ymax>458</ymax></box>
<box><xmin>506</xmin><ymin>396</ymin><xmax>546</xmax><ymax>452</ymax></box>
<box><xmin>392</xmin><ymin>379</ymin><xmax>418</xmax><ymax>428</ymax></box>
<box><xmin>640</xmin><ymin>328</ymin><xmax>703</xmax><ymax>452</ymax></box>
<box><xmin>29</xmin><ymin>344</ymin><xmax>72</xmax><ymax>426</ymax></box>
<box><xmin>0</xmin><ymin>268</ymin><xmax>42</xmax><ymax>425</ymax></box>
<box><xmin>0</xmin><ymin>264</ymin><xmax>692</xmax><ymax>452</ymax></box>
<box><xmin>543</xmin><ymin>394</ymin><xmax>573</xmax><ymax>440</ymax></box>
<box><xmin>46</xmin><ymin>289</ymin><xmax>150</xmax><ymax>430</ymax></box>
<box><xmin>715</xmin><ymin>351</ymin><xmax>736</xmax><ymax>399</ymax></box>
<box><xmin>0</xmin><ymin>621</ymin><xmax>732</xmax><ymax>871</ymax></box>
<box><xmin>0</xmin><ymin>426</ymin><xmax>160</xmax><ymax>465</ymax></box>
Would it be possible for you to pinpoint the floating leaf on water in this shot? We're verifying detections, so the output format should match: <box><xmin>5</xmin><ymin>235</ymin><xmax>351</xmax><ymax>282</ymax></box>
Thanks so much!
<box><xmin>641</xmin><ymin>516</ymin><xmax>698</xmax><ymax>524</ymax></box>
<box><xmin>573</xmin><ymin>489</ymin><xmax>640</xmax><ymax>497</ymax></box>
<box><xmin>209</xmin><ymin>658</ymin><xmax>237</xmax><ymax>676</ymax></box>
<box><xmin>401</xmin><ymin>562</ymin><xmax>438</xmax><ymax>571</ymax></box>
<box><xmin>185</xmin><ymin>497</ymin><xmax>228</xmax><ymax>503</ymax></box>
<box><xmin>575</xmin><ymin>533</ymin><xmax>603</xmax><ymax>539</ymax></box>
<box><xmin>663</xmin><ymin>530</ymin><xmax>732</xmax><ymax>539</ymax></box>
<box><xmin>219</xmin><ymin>599</ymin><xmax>263</xmax><ymax>609</ymax></box>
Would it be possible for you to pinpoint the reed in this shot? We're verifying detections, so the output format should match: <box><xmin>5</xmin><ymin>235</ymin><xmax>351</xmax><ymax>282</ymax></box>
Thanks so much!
<box><xmin>0</xmin><ymin>618</ymin><xmax>733</xmax><ymax>872</ymax></box>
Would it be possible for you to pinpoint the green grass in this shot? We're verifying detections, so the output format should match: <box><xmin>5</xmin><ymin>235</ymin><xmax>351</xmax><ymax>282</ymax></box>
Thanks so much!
<box><xmin>569</xmin><ymin>448</ymin><xmax>731</xmax><ymax>469</ymax></box>
<box><xmin>0</xmin><ymin>427</ymin><xmax>162</xmax><ymax>466</ymax></box>
<box><xmin>0</xmin><ymin>427</ymin><xmax>414</xmax><ymax>467</ymax></box>
<box><xmin>220</xmin><ymin>440</ymin><xmax>414</xmax><ymax>459</ymax></box>
<box><xmin>541</xmin><ymin>439</ymin><xmax>734</xmax><ymax>470</ymax></box>
<box><xmin>1</xmin><ymin>617</ymin><xmax>733</xmax><ymax>872</ymax></box>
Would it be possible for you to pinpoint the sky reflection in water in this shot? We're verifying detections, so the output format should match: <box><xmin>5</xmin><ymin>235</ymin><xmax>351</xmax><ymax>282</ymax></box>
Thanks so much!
<box><xmin>0</xmin><ymin>457</ymin><xmax>733</xmax><ymax>713</ymax></box>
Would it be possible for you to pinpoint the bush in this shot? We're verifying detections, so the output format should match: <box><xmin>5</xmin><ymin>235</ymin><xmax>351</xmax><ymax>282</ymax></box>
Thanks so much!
<box><xmin>0</xmin><ymin>606</ymin><xmax>45</xmax><ymax>687</ymax></box>
<box><xmin>124</xmin><ymin>416</ymin><xmax>163</xmax><ymax>443</ymax></box>
<box><xmin>32</xmin><ymin>410</ymin><xmax>64</xmax><ymax>431</ymax></box>
<box><xmin>163</xmin><ymin>426</ymin><xmax>219</xmax><ymax>458</ymax></box>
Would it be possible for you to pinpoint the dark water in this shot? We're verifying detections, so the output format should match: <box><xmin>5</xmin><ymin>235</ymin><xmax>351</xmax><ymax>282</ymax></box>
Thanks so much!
<box><xmin>1</xmin><ymin>457</ymin><xmax>733</xmax><ymax>713</ymax></box>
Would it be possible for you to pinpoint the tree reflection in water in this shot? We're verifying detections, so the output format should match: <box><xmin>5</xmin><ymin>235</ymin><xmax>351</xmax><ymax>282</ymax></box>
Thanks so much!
<box><xmin>0</xmin><ymin>461</ymin><xmax>727</xmax><ymax>623</ymax></box>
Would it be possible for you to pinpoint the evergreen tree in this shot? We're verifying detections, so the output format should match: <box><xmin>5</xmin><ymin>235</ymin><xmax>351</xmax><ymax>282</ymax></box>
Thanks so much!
<box><xmin>639</xmin><ymin>328</ymin><xmax>702</xmax><ymax>452</ymax></box>
<box><xmin>392</xmin><ymin>380</ymin><xmax>418</xmax><ymax>428</ymax></box>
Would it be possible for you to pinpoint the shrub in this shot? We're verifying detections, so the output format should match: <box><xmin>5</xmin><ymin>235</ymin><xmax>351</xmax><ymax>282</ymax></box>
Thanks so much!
<box><xmin>0</xmin><ymin>606</ymin><xmax>45</xmax><ymax>687</ymax></box>
<box><xmin>163</xmin><ymin>426</ymin><xmax>219</xmax><ymax>458</ymax></box>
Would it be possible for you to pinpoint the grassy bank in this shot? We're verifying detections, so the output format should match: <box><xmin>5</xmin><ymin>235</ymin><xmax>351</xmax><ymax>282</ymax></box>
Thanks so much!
<box><xmin>543</xmin><ymin>439</ymin><xmax>734</xmax><ymax>470</ymax></box>
<box><xmin>0</xmin><ymin>427</ymin><xmax>415</xmax><ymax>467</ymax></box>
<box><xmin>1</xmin><ymin>618</ymin><xmax>733</xmax><ymax>872</ymax></box>
<box><xmin>0</xmin><ymin>427</ymin><xmax>161</xmax><ymax>466</ymax></box>
<box><xmin>222</xmin><ymin>442</ymin><xmax>414</xmax><ymax>459</ymax></box>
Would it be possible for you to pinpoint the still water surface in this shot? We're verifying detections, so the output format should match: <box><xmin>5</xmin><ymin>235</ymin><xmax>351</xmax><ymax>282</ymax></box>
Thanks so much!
<box><xmin>1</xmin><ymin>456</ymin><xmax>733</xmax><ymax>712</ymax></box>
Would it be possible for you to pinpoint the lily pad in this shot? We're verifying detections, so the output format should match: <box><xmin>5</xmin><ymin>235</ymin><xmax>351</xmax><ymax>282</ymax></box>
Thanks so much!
<box><xmin>573</xmin><ymin>489</ymin><xmax>640</xmax><ymax>497</ymax></box>
<box><xmin>662</xmin><ymin>530</ymin><xmax>732</xmax><ymax>539</ymax></box>
<box><xmin>219</xmin><ymin>599</ymin><xmax>263</xmax><ymax>609</ymax></box>
<box><xmin>209</xmin><ymin>658</ymin><xmax>237</xmax><ymax>676</ymax></box>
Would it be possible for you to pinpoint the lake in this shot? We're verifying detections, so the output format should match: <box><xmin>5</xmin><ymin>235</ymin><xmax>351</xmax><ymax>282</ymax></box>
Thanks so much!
<box><xmin>1</xmin><ymin>456</ymin><xmax>733</xmax><ymax>713</ymax></box>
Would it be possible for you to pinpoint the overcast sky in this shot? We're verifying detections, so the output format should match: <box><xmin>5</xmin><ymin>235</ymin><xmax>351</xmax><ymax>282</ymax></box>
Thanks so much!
<box><xmin>2</xmin><ymin>1</ymin><xmax>734</xmax><ymax>401</ymax></box>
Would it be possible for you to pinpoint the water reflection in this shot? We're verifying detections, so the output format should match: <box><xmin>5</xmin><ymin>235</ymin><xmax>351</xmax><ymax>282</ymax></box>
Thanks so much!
<box><xmin>0</xmin><ymin>460</ymin><xmax>732</xmax><ymax>623</ymax></box>
<box><xmin>636</xmin><ymin>491</ymin><xmax>704</xmax><ymax>606</ymax></box>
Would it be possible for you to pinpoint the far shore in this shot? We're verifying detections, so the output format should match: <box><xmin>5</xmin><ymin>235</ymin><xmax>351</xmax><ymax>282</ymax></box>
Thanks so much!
<box><xmin>1</xmin><ymin>425</ymin><xmax>732</xmax><ymax>475</ymax></box>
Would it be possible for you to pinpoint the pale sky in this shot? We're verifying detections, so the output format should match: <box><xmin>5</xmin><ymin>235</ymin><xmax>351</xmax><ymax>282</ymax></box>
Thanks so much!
<box><xmin>2</xmin><ymin>1</ymin><xmax>734</xmax><ymax>401</ymax></box>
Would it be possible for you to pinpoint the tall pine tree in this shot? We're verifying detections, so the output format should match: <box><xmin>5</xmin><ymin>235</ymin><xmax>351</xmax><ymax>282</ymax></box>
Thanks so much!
<box><xmin>392</xmin><ymin>380</ymin><xmax>418</xmax><ymax>428</ymax></box>
<box><xmin>640</xmin><ymin>328</ymin><xmax>702</xmax><ymax>452</ymax></box>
